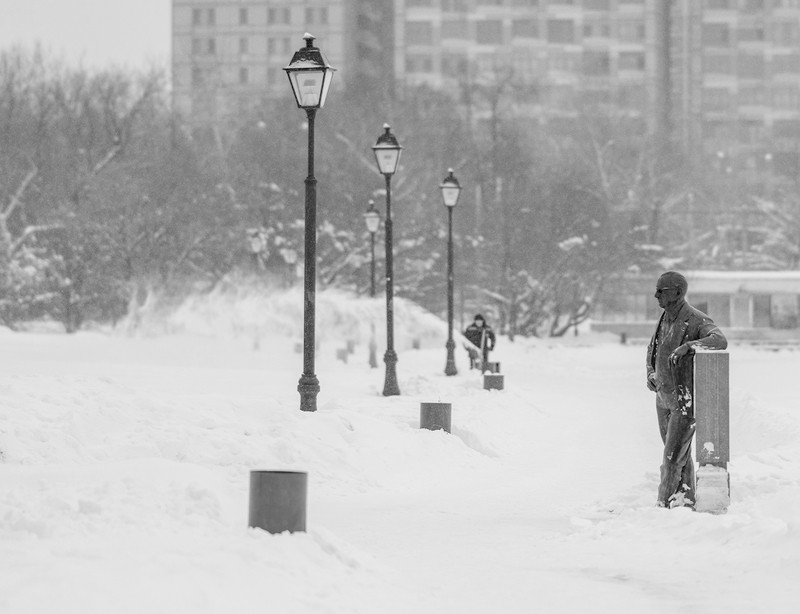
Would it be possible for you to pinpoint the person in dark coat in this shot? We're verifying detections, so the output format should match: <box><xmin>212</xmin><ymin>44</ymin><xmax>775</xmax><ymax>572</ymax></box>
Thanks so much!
<box><xmin>646</xmin><ymin>271</ymin><xmax>727</xmax><ymax>509</ymax></box>
<box><xmin>464</xmin><ymin>314</ymin><xmax>496</xmax><ymax>370</ymax></box>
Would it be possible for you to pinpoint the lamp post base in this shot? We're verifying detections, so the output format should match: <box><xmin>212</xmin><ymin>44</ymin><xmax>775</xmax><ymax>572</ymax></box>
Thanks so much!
<box><xmin>297</xmin><ymin>374</ymin><xmax>320</xmax><ymax>412</ymax></box>
<box><xmin>444</xmin><ymin>338</ymin><xmax>458</xmax><ymax>376</ymax></box>
<box><xmin>382</xmin><ymin>349</ymin><xmax>400</xmax><ymax>396</ymax></box>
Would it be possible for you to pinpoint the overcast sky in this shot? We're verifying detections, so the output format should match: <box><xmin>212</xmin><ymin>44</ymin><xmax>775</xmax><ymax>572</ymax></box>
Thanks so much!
<box><xmin>0</xmin><ymin>0</ymin><xmax>171</xmax><ymax>70</ymax></box>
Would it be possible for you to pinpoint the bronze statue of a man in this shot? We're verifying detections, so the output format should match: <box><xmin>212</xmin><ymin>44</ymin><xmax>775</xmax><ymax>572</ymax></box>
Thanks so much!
<box><xmin>646</xmin><ymin>271</ymin><xmax>727</xmax><ymax>508</ymax></box>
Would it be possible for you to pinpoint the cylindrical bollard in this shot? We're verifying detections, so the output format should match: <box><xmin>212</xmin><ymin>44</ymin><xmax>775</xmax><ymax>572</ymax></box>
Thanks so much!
<box><xmin>248</xmin><ymin>470</ymin><xmax>307</xmax><ymax>534</ymax></box>
<box><xmin>420</xmin><ymin>402</ymin><xmax>451</xmax><ymax>433</ymax></box>
<box><xmin>483</xmin><ymin>373</ymin><xmax>504</xmax><ymax>390</ymax></box>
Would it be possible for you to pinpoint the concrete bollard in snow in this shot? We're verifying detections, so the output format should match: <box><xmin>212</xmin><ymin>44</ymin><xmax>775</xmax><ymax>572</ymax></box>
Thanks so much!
<box><xmin>420</xmin><ymin>402</ymin><xmax>451</xmax><ymax>433</ymax></box>
<box><xmin>694</xmin><ymin>351</ymin><xmax>730</xmax><ymax>514</ymax></box>
<box><xmin>483</xmin><ymin>373</ymin><xmax>504</xmax><ymax>391</ymax></box>
<box><xmin>336</xmin><ymin>348</ymin><xmax>349</xmax><ymax>363</ymax></box>
<box><xmin>248</xmin><ymin>470</ymin><xmax>307</xmax><ymax>533</ymax></box>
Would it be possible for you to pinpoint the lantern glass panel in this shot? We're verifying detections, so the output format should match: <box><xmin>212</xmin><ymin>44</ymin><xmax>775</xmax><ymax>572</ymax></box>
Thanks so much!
<box><xmin>374</xmin><ymin>147</ymin><xmax>401</xmax><ymax>175</ymax></box>
<box><xmin>288</xmin><ymin>70</ymin><xmax>324</xmax><ymax>107</ymax></box>
<box><xmin>441</xmin><ymin>184</ymin><xmax>461</xmax><ymax>207</ymax></box>
<box><xmin>364</xmin><ymin>211</ymin><xmax>380</xmax><ymax>233</ymax></box>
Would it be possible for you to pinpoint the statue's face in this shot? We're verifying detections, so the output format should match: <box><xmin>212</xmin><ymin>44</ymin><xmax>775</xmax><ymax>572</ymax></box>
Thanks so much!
<box><xmin>654</xmin><ymin>278</ymin><xmax>682</xmax><ymax>310</ymax></box>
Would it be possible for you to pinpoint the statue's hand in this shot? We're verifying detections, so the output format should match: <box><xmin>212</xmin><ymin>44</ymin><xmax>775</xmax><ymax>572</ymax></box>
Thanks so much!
<box><xmin>669</xmin><ymin>344</ymin><xmax>692</xmax><ymax>365</ymax></box>
<box><xmin>646</xmin><ymin>372</ymin><xmax>657</xmax><ymax>392</ymax></box>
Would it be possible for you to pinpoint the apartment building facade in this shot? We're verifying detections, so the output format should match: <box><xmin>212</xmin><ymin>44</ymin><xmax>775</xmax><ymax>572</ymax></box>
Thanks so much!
<box><xmin>172</xmin><ymin>0</ymin><xmax>800</xmax><ymax>182</ymax></box>
<box><xmin>670</xmin><ymin>0</ymin><xmax>800</xmax><ymax>183</ymax></box>
<box><xmin>397</xmin><ymin>0</ymin><xmax>665</xmax><ymax>132</ymax></box>
<box><xmin>171</xmin><ymin>0</ymin><xmax>390</xmax><ymax>126</ymax></box>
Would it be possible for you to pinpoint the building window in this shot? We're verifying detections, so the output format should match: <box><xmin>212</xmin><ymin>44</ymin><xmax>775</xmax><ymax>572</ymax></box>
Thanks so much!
<box><xmin>240</xmin><ymin>8</ymin><xmax>248</xmax><ymax>25</ymax></box>
<box><xmin>192</xmin><ymin>8</ymin><xmax>202</xmax><ymax>26</ymax></box>
<box><xmin>239</xmin><ymin>37</ymin><xmax>249</xmax><ymax>54</ymax></box>
<box><xmin>582</xmin><ymin>51</ymin><xmax>610</xmax><ymax>75</ymax></box>
<box><xmin>406</xmin><ymin>21</ymin><xmax>434</xmax><ymax>45</ymax></box>
<box><xmin>742</xmin><ymin>0</ymin><xmax>765</xmax><ymax>11</ymax></box>
<box><xmin>738</xmin><ymin>54</ymin><xmax>765</xmax><ymax>79</ymax></box>
<box><xmin>267</xmin><ymin>38</ymin><xmax>276</xmax><ymax>54</ymax></box>
<box><xmin>706</xmin><ymin>0</ymin><xmax>731</xmax><ymax>8</ymax></box>
<box><xmin>703</xmin><ymin>88</ymin><xmax>731</xmax><ymax>111</ymax></box>
<box><xmin>583</xmin><ymin>20</ymin><xmax>610</xmax><ymax>38</ymax></box>
<box><xmin>267</xmin><ymin>67</ymin><xmax>278</xmax><ymax>85</ymax></box>
<box><xmin>618</xmin><ymin>20</ymin><xmax>645</xmax><ymax>42</ymax></box>
<box><xmin>192</xmin><ymin>67</ymin><xmax>203</xmax><ymax>86</ymax></box>
<box><xmin>618</xmin><ymin>51</ymin><xmax>645</xmax><ymax>70</ymax></box>
<box><xmin>703</xmin><ymin>23</ymin><xmax>730</xmax><ymax>47</ymax></box>
<box><xmin>772</xmin><ymin>22</ymin><xmax>800</xmax><ymax>46</ymax></box>
<box><xmin>269</xmin><ymin>8</ymin><xmax>290</xmax><ymax>24</ymax></box>
<box><xmin>583</xmin><ymin>0</ymin><xmax>610</xmax><ymax>9</ymax></box>
<box><xmin>739</xmin><ymin>86</ymin><xmax>765</xmax><ymax>106</ymax></box>
<box><xmin>773</xmin><ymin>120</ymin><xmax>800</xmax><ymax>139</ymax></box>
<box><xmin>442</xmin><ymin>20</ymin><xmax>470</xmax><ymax>39</ymax></box>
<box><xmin>738</xmin><ymin>26</ymin><xmax>765</xmax><ymax>42</ymax></box>
<box><xmin>406</xmin><ymin>54</ymin><xmax>433</xmax><ymax>73</ymax></box>
<box><xmin>306</xmin><ymin>8</ymin><xmax>314</xmax><ymax>23</ymax></box>
<box><xmin>442</xmin><ymin>53</ymin><xmax>468</xmax><ymax>74</ymax></box>
<box><xmin>192</xmin><ymin>38</ymin><xmax>203</xmax><ymax>55</ymax></box>
<box><xmin>239</xmin><ymin>67</ymin><xmax>249</xmax><ymax>84</ymax></box>
<box><xmin>407</xmin><ymin>0</ymin><xmax>434</xmax><ymax>6</ymax></box>
<box><xmin>320</xmin><ymin>8</ymin><xmax>328</xmax><ymax>24</ymax></box>
<box><xmin>772</xmin><ymin>53</ymin><xmax>800</xmax><ymax>74</ymax></box>
<box><xmin>512</xmin><ymin>19</ymin><xmax>539</xmax><ymax>39</ymax></box>
<box><xmin>549</xmin><ymin>50</ymin><xmax>580</xmax><ymax>71</ymax></box>
<box><xmin>207</xmin><ymin>38</ymin><xmax>216</xmax><ymax>55</ymax></box>
<box><xmin>704</xmin><ymin>53</ymin><xmax>734</xmax><ymax>74</ymax></box>
<box><xmin>739</xmin><ymin>120</ymin><xmax>766</xmax><ymax>144</ymax></box>
<box><xmin>476</xmin><ymin>20</ymin><xmax>503</xmax><ymax>44</ymax></box>
<box><xmin>548</xmin><ymin>20</ymin><xmax>575</xmax><ymax>44</ymax></box>
<box><xmin>773</xmin><ymin>86</ymin><xmax>800</xmax><ymax>109</ymax></box>
<box><xmin>207</xmin><ymin>8</ymin><xmax>215</xmax><ymax>26</ymax></box>
<box><xmin>442</xmin><ymin>0</ymin><xmax>471</xmax><ymax>10</ymax></box>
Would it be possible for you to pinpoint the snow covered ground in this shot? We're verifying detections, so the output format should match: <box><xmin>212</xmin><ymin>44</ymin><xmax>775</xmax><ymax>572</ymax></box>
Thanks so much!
<box><xmin>1</xmin><ymin>286</ymin><xmax>798</xmax><ymax>613</ymax></box>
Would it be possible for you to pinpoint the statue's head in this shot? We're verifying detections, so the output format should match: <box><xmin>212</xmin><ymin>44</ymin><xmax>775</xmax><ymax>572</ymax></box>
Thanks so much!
<box><xmin>655</xmin><ymin>271</ymin><xmax>687</xmax><ymax>309</ymax></box>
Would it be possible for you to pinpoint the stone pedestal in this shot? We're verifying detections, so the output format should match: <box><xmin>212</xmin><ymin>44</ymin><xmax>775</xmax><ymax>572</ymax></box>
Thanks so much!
<box><xmin>483</xmin><ymin>373</ymin><xmax>504</xmax><ymax>390</ymax></box>
<box><xmin>694</xmin><ymin>351</ymin><xmax>730</xmax><ymax>513</ymax></box>
<box><xmin>420</xmin><ymin>402</ymin><xmax>451</xmax><ymax>433</ymax></box>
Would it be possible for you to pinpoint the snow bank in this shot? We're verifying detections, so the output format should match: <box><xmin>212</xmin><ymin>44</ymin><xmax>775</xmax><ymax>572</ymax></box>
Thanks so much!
<box><xmin>1</xmin><ymin>287</ymin><xmax>799</xmax><ymax>613</ymax></box>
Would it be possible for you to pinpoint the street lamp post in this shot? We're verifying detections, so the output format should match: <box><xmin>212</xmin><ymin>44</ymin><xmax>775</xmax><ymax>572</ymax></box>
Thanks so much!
<box><xmin>440</xmin><ymin>169</ymin><xmax>462</xmax><ymax>376</ymax></box>
<box><xmin>372</xmin><ymin>124</ymin><xmax>402</xmax><ymax>396</ymax></box>
<box><xmin>284</xmin><ymin>33</ymin><xmax>335</xmax><ymax>412</ymax></box>
<box><xmin>364</xmin><ymin>200</ymin><xmax>380</xmax><ymax>369</ymax></box>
